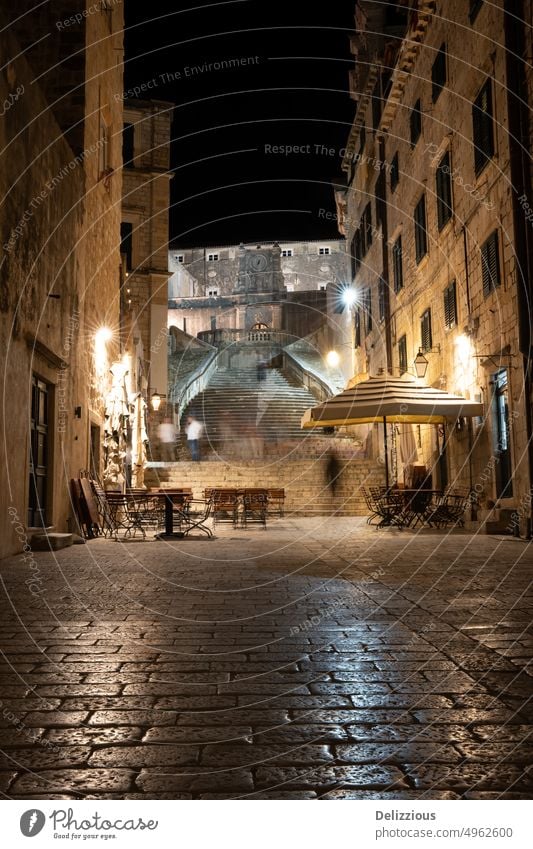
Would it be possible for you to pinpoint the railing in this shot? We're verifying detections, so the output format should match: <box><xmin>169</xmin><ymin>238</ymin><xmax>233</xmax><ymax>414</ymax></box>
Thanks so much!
<box><xmin>282</xmin><ymin>349</ymin><xmax>339</xmax><ymax>402</ymax></box>
<box><xmin>169</xmin><ymin>348</ymin><xmax>218</xmax><ymax>431</ymax></box>
<box><xmin>197</xmin><ymin>328</ymin><xmax>297</xmax><ymax>348</ymax></box>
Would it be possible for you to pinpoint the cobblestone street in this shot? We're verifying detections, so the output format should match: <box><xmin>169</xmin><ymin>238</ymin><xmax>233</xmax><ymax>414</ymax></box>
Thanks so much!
<box><xmin>0</xmin><ymin>519</ymin><xmax>532</xmax><ymax>800</ymax></box>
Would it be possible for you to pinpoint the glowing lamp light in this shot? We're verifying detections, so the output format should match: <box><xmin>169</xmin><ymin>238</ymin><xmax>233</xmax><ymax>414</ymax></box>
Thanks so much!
<box><xmin>95</xmin><ymin>327</ymin><xmax>113</xmax><ymax>345</ymax></box>
<box><xmin>151</xmin><ymin>392</ymin><xmax>162</xmax><ymax>411</ymax></box>
<box><xmin>326</xmin><ymin>350</ymin><xmax>340</xmax><ymax>368</ymax></box>
<box><xmin>94</xmin><ymin>327</ymin><xmax>113</xmax><ymax>374</ymax></box>
<box><xmin>342</xmin><ymin>287</ymin><xmax>357</xmax><ymax>307</ymax></box>
<box><xmin>455</xmin><ymin>334</ymin><xmax>472</xmax><ymax>368</ymax></box>
<box><xmin>414</xmin><ymin>349</ymin><xmax>429</xmax><ymax>379</ymax></box>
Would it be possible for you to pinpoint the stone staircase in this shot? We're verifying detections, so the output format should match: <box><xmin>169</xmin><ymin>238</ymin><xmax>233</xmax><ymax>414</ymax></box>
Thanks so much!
<box><xmin>149</xmin><ymin>355</ymin><xmax>386</xmax><ymax>515</ymax></box>
<box><xmin>145</xmin><ymin>456</ymin><xmax>385</xmax><ymax>516</ymax></box>
<box><xmin>177</xmin><ymin>365</ymin><xmax>333</xmax><ymax>461</ymax></box>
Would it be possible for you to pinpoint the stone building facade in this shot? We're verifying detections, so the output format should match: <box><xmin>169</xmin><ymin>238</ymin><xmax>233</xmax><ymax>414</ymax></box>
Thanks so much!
<box><xmin>0</xmin><ymin>2</ymin><xmax>125</xmax><ymax>557</ymax></box>
<box><xmin>335</xmin><ymin>0</ymin><xmax>533</xmax><ymax>532</ymax></box>
<box><xmin>121</xmin><ymin>99</ymin><xmax>174</xmax><ymax>403</ymax></box>
<box><xmin>168</xmin><ymin>239</ymin><xmax>349</xmax><ymax>341</ymax></box>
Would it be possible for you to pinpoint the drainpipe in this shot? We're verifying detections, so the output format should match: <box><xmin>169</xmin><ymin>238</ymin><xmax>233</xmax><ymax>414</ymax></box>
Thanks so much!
<box><xmin>504</xmin><ymin>0</ymin><xmax>533</xmax><ymax>537</ymax></box>
<box><xmin>462</xmin><ymin>227</ymin><xmax>475</xmax><ymax>509</ymax></box>
<box><xmin>378</xmin><ymin>136</ymin><xmax>393</xmax><ymax>374</ymax></box>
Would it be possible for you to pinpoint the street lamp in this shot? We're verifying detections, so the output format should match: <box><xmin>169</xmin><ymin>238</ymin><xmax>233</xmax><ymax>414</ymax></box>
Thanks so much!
<box><xmin>150</xmin><ymin>392</ymin><xmax>162</xmax><ymax>411</ymax></box>
<box><xmin>342</xmin><ymin>287</ymin><xmax>357</xmax><ymax>307</ymax></box>
<box><xmin>414</xmin><ymin>345</ymin><xmax>441</xmax><ymax>380</ymax></box>
<box><xmin>414</xmin><ymin>350</ymin><xmax>429</xmax><ymax>379</ymax></box>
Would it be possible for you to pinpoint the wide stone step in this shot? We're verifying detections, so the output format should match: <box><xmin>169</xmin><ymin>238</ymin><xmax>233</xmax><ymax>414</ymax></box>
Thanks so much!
<box><xmin>145</xmin><ymin>457</ymin><xmax>385</xmax><ymax>516</ymax></box>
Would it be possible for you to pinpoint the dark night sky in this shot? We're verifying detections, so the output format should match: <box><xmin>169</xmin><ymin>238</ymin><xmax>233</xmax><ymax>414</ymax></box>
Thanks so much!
<box><xmin>123</xmin><ymin>0</ymin><xmax>355</xmax><ymax>247</ymax></box>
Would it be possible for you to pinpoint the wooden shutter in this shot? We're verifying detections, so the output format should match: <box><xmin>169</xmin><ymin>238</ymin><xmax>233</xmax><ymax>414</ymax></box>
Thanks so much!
<box><xmin>410</xmin><ymin>99</ymin><xmax>422</xmax><ymax>146</ymax></box>
<box><xmin>393</xmin><ymin>236</ymin><xmax>403</xmax><ymax>292</ymax></box>
<box><xmin>473</xmin><ymin>79</ymin><xmax>494</xmax><ymax>174</ymax></box>
<box><xmin>414</xmin><ymin>194</ymin><xmax>428</xmax><ymax>262</ymax></box>
<box><xmin>421</xmin><ymin>309</ymin><xmax>432</xmax><ymax>351</ymax></box>
<box><xmin>481</xmin><ymin>230</ymin><xmax>500</xmax><ymax>296</ymax></box>
<box><xmin>431</xmin><ymin>43</ymin><xmax>447</xmax><ymax>102</ymax></box>
<box><xmin>443</xmin><ymin>281</ymin><xmax>457</xmax><ymax>329</ymax></box>
<box><xmin>436</xmin><ymin>151</ymin><xmax>453</xmax><ymax>229</ymax></box>
<box><xmin>398</xmin><ymin>335</ymin><xmax>407</xmax><ymax>374</ymax></box>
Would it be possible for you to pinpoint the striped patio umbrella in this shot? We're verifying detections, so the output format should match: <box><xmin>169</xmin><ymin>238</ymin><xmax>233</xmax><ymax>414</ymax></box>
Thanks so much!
<box><xmin>301</xmin><ymin>374</ymin><xmax>483</xmax><ymax>488</ymax></box>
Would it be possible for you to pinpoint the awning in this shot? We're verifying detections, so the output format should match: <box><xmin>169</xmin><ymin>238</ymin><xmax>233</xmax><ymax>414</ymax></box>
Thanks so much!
<box><xmin>301</xmin><ymin>374</ymin><xmax>484</xmax><ymax>429</ymax></box>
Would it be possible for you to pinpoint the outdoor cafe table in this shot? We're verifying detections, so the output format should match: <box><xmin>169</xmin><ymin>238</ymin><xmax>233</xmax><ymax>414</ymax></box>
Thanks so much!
<box><xmin>391</xmin><ymin>488</ymin><xmax>443</xmax><ymax>528</ymax></box>
<box><xmin>151</xmin><ymin>489</ymin><xmax>206</xmax><ymax>539</ymax></box>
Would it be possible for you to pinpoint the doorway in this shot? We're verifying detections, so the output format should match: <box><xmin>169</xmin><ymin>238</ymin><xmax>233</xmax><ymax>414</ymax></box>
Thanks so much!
<box><xmin>28</xmin><ymin>375</ymin><xmax>49</xmax><ymax>527</ymax></box>
<box><xmin>491</xmin><ymin>369</ymin><xmax>513</xmax><ymax>498</ymax></box>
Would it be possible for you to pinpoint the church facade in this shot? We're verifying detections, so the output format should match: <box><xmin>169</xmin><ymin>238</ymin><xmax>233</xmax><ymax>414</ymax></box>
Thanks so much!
<box><xmin>167</xmin><ymin>239</ymin><xmax>349</xmax><ymax>343</ymax></box>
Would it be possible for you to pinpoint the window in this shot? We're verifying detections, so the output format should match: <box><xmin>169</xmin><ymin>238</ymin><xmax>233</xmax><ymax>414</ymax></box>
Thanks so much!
<box><xmin>122</xmin><ymin>123</ymin><xmax>134</xmax><ymax>165</ymax></box>
<box><xmin>363</xmin><ymin>288</ymin><xmax>372</xmax><ymax>333</ymax></box>
<box><xmin>362</xmin><ymin>202</ymin><xmax>373</xmax><ymax>254</ymax></box>
<box><xmin>443</xmin><ymin>280</ymin><xmax>457</xmax><ymax>329</ymax></box>
<box><xmin>319</xmin><ymin>285</ymin><xmax>326</xmax><ymax>291</ymax></box>
<box><xmin>281</xmin><ymin>248</ymin><xmax>293</xmax><ymax>257</ymax></box>
<box><xmin>390</xmin><ymin>151</ymin><xmax>399</xmax><ymax>192</ymax></box>
<box><xmin>392</xmin><ymin>236</ymin><xmax>403</xmax><ymax>293</ymax></box>
<box><xmin>469</xmin><ymin>0</ymin><xmax>483</xmax><ymax>22</ymax></box>
<box><xmin>206</xmin><ymin>288</ymin><xmax>219</xmax><ymax>297</ymax></box>
<box><xmin>120</xmin><ymin>222</ymin><xmax>133</xmax><ymax>271</ymax></box>
<box><xmin>174</xmin><ymin>254</ymin><xmax>184</xmax><ymax>263</ymax></box>
<box><xmin>378</xmin><ymin>278</ymin><xmax>386</xmax><ymax>323</ymax></box>
<box><xmin>481</xmin><ymin>229</ymin><xmax>501</xmax><ymax>296</ymax></box>
<box><xmin>410</xmin><ymin>99</ymin><xmax>422</xmax><ymax>147</ymax></box>
<box><xmin>436</xmin><ymin>151</ymin><xmax>453</xmax><ymax>229</ymax></box>
<box><xmin>354</xmin><ymin>309</ymin><xmax>361</xmax><ymax>348</ymax></box>
<box><xmin>372</xmin><ymin>78</ymin><xmax>382</xmax><ymax>129</ymax></box>
<box><xmin>351</xmin><ymin>230</ymin><xmax>361</xmax><ymax>278</ymax></box>
<box><xmin>207</xmin><ymin>253</ymin><xmax>219</xmax><ymax>262</ymax></box>
<box><xmin>420</xmin><ymin>308</ymin><xmax>433</xmax><ymax>351</ymax></box>
<box><xmin>414</xmin><ymin>194</ymin><xmax>428</xmax><ymax>263</ymax></box>
<box><xmin>319</xmin><ymin>246</ymin><xmax>331</xmax><ymax>255</ymax></box>
<box><xmin>473</xmin><ymin>78</ymin><xmax>494</xmax><ymax>175</ymax></box>
<box><xmin>398</xmin><ymin>335</ymin><xmax>408</xmax><ymax>374</ymax></box>
<box><xmin>431</xmin><ymin>43</ymin><xmax>447</xmax><ymax>102</ymax></box>
<box><xmin>376</xmin><ymin>170</ymin><xmax>386</xmax><ymax>230</ymax></box>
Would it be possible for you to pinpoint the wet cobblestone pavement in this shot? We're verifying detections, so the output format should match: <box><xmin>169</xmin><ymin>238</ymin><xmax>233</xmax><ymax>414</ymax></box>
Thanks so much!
<box><xmin>0</xmin><ymin>518</ymin><xmax>532</xmax><ymax>800</ymax></box>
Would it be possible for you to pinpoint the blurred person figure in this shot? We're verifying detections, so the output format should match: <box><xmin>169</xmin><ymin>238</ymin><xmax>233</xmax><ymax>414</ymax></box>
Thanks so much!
<box><xmin>158</xmin><ymin>417</ymin><xmax>177</xmax><ymax>462</ymax></box>
<box><xmin>325</xmin><ymin>447</ymin><xmax>341</xmax><ymax>497</ymax></box>
<box><xmin>185</xmin><ymin>415</ymin><xmax>203</xmax><ymax>461</ymax></box>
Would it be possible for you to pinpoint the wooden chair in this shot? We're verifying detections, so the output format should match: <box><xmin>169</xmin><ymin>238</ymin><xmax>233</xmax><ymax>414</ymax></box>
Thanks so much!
<box><xmin>209</xmin><ymin>489</ymin><xmax>239</xmax><ymax>528</ymax></box>
<box><xmin>361</xmin><ymin>487</ymin><xmax>381</xmax><ymax>525</ymax></box>
<box><xmin>242</xmin><ymin>488</ymin><xmax>268</xmax><ymax>529</ymax></box>
<box><xmin>426</xmin><ymin>489</ymin><xmax>469</xmax><ymax>528</ymax></box>
<box><xmin>267</xmin><ymin>488</ymin><xmax>285</xmax><ymax>517</ymax></box>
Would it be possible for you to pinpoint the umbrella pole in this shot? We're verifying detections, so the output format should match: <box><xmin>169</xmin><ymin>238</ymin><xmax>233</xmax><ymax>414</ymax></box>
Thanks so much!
<box><xmin>383</xmin><ymin>416</ymin><xmax>390</xmax><ymax>490</ymax></box>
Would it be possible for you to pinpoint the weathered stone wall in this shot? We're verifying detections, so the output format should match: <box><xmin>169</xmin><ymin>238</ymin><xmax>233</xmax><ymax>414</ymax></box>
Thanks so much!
<box><xmin>79</xmin><ymin>0</ymin><xmax>125</xmax><ymax>450</ymax></box>
<box><xmin>0</xmin><ymin>2</ymin><xmax>124</xmax><ymax>558</ymax></box>
<box><xmin>336</xmin><ymin>0</ymin><xmax>532</xmax><ymax>517</ymax></box>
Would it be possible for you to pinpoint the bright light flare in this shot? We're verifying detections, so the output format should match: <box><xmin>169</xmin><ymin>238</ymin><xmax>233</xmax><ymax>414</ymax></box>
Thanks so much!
<box><xmin>326</xmin><ymin>350</ymin><xmax>340</xmax><ymax>367</ymax></box>
<box><xmin>94</xmin><ymin>327</ymin><xmax>112</xmax><ymax>374</ymax></box>
<box><xmin>342</xmin><ymin>287</ymin><xmax>357</xmax><ymax>307</ymax></box>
